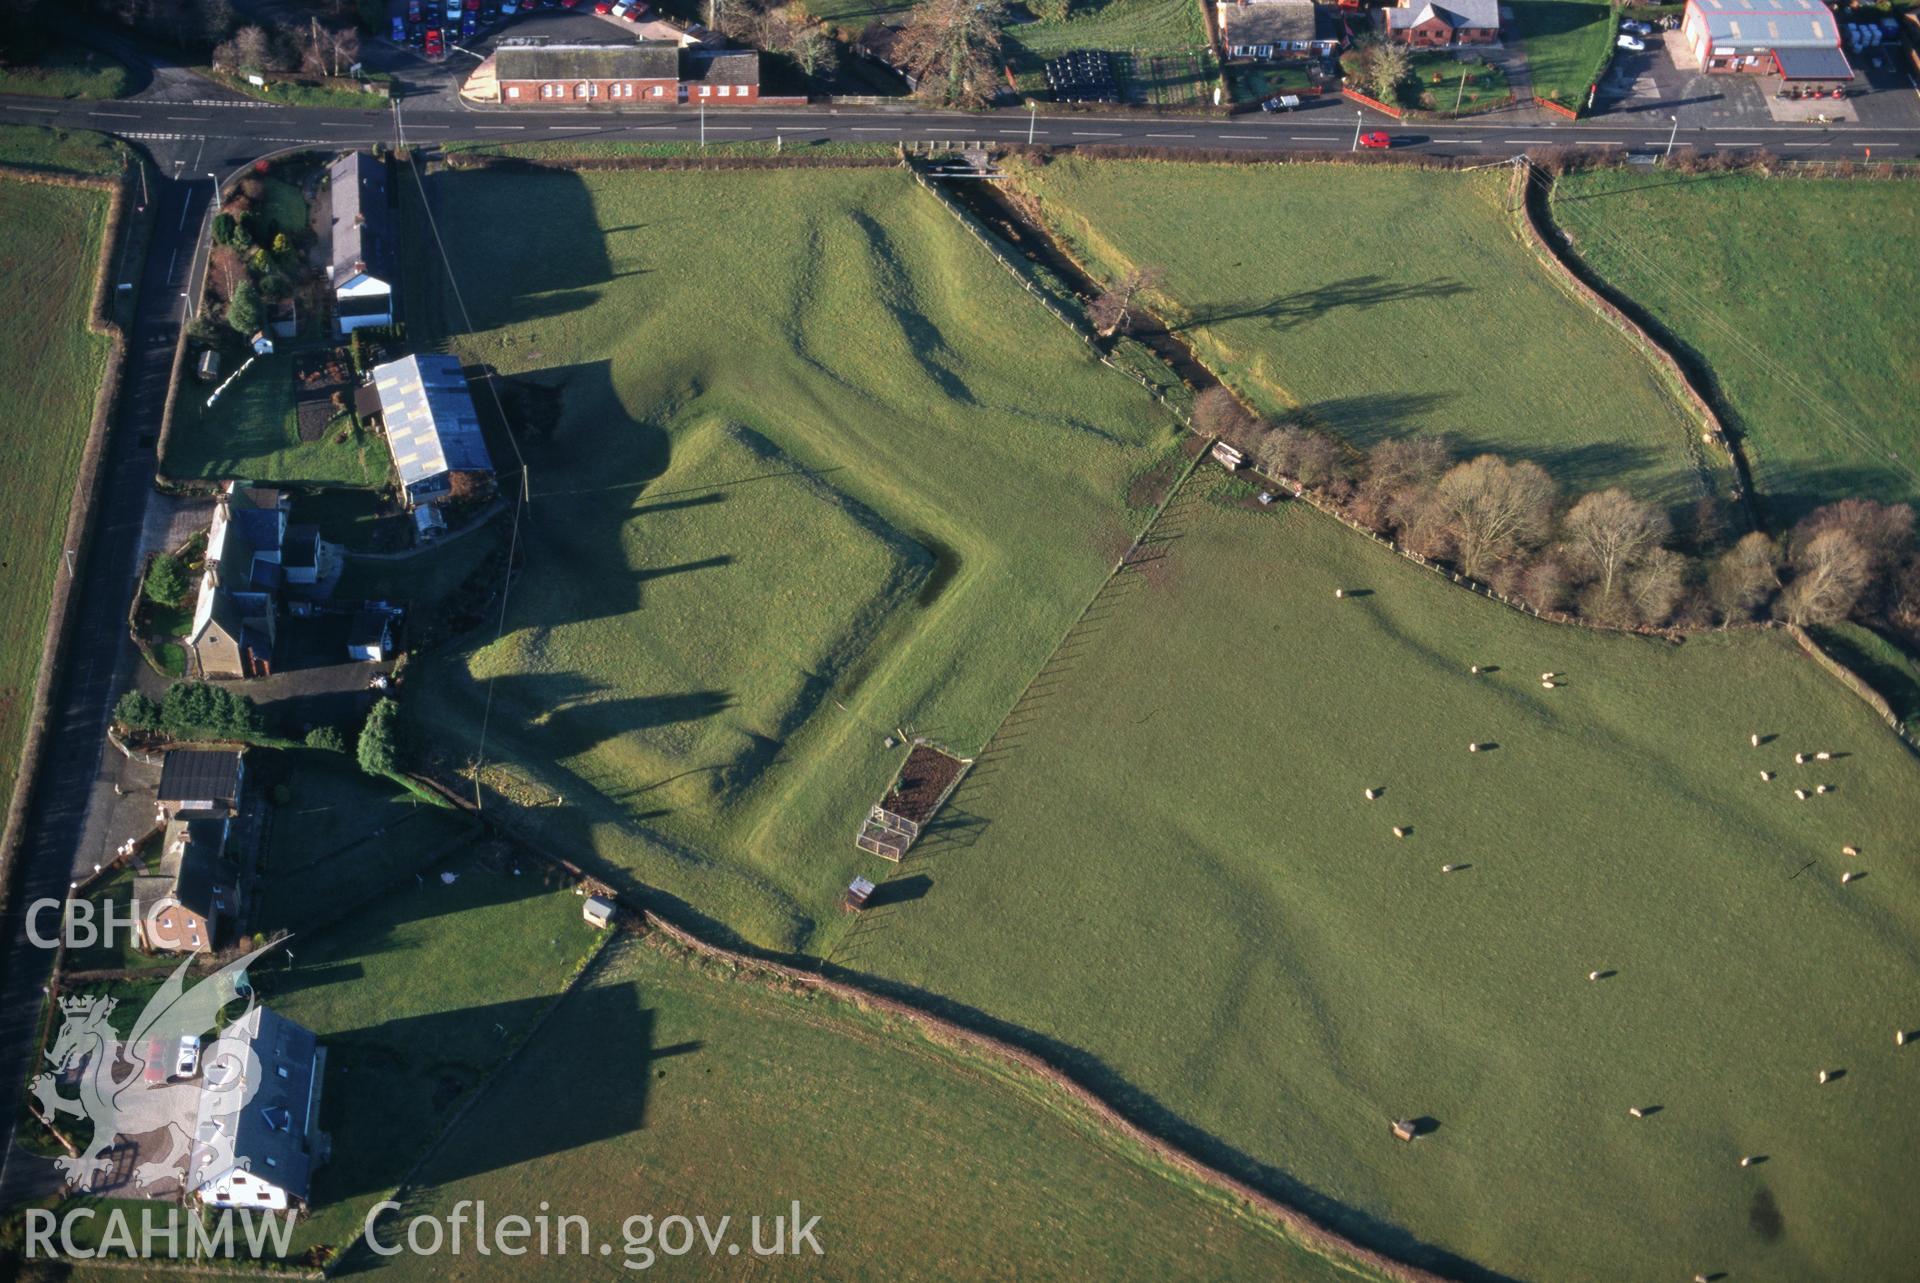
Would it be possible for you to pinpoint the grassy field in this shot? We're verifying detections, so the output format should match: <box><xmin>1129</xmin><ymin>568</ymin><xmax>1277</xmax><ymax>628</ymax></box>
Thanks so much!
<box><xmin>162</xmin><ymin>350</ymin><xmax>389</xmax><ymax>486</ymax></box>
<box><xmin>0</xmin><ymin>124</ymin><xmax>126</xmax><ymax>176</ymax></box>
<box><xmin>354</xmin><ymin>933</ymin><xmax>1389</xmax><ymax>1282</ymax></box>
<box><xmin>1005</xmin><ymin>0</ymin><xmax>1214</xmax><ymax>95</ymax></box>
<box><xmin>1509</xmin><ymin>0</ymin><xmax>1617</xmax><ymax>106</ymax></box>
<box><xmin>396</xmin><ymin>162</ymin><xmax>1178</xmax><ymax>954</ymax></box>
<box><xmin>0</xmin><ymin>177</ymin><xmax>113</xmax><ymax>836</ymax></box>
<box><xmin>0</xmin><ymin>41</ymin><xmax>129</xmax><ymax>99</ymax></box>
<box><xmin>1013</xmin><ymin>156</ymin><xmax>1723</xmax><ymax>511</ymax></box>
<box><xmin>1552</xmin><ymin>169</ymin><xmax>1920</xmax><ymax>522</ymax></box>
<box><xmin>841</xmin><ymin>471</ymin><xmax>1920</xmax><ymax>1281</ymax></box>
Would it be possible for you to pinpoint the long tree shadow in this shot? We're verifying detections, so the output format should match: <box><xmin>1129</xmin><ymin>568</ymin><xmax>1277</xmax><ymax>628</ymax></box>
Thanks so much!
<box><xmin>1174</xmin><ymin>276</ymin><xmax>1472</xmax><ymax>333</ymax></box>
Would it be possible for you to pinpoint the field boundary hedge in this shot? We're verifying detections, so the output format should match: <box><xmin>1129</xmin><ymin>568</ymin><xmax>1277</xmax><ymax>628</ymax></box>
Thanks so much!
<box><xmin>1512</xmin><ymin>158</ymin><xmax>1750</xmax><ymax>521</ymax></box>
<box><xmin>0</xmin><ymin>161</ymin><xmax>145</xmax><ymax>904</ymax></box>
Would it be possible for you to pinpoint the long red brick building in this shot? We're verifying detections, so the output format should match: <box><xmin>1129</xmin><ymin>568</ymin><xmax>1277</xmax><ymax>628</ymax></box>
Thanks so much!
<box><xmin>463</xmin><ymin>41</ymin><xmax>762</xmax><ymax>106</ymax></box>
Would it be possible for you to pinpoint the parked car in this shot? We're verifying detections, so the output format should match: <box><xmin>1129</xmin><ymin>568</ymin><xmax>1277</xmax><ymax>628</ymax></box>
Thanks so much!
<box><xmin>594</xmin><ymin>0</ymin><xmax>612</xmax><ymax>10</ymax></box>
<box><xmin>424</xmin><ymin>27</ymin><xmax>444</xmax><ymax>57</ymax></box>
<box><xmin>142</xmin><ymin>1039</ymin><xmax>169</xmax><ymax>1085</ymax></box>
<box><xmin>392</xmin><ymin>15</ymin><xmax>407</xmax><ymax>40</ymax></box>
<box><xmin>622</xmin><ymin>3</ymin><xmax>645</xmax><ymax>18</ymax></box>
<box><xmin>611</xmin><ymin>0</ymin><xmax>631</xmax><ymax>13</ymax></box>
<box><xmin>1619</xmin><ymin>18</ymin><xmax>1654</xmax><ymax>36</ymax></box>
<box><xmin>174</xmin><ymin>1035</ymin><xmax>201</xmax><ymax>1080</ymax></box>
<box><xmin>1616</xmin><ymin>33</ymin><xmax>1646</xmax><ymax>51</ymax></box>
<box><xmin>407</xmin><ymin>0</ymin><xmax>423</xmax><ymax>17</ymax></box>
<box><xmin>1358</xmin><ymin>130</ymin><xmax>1391</xmax><ymax>149</ymax></box>
<box><xmin>462</xmin><ymin>12</ymin><xmax>477</xmax><ymax>34</ymax></box>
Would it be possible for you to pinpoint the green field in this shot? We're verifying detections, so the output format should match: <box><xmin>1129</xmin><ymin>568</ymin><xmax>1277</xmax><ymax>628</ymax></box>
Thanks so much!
<box><xmin>0</xmin><ymin>177</ymin><xmax>113</xmax><ymax>828</ymax></box>
<box><xmin>1005</xmin><ymin>0</ymin><xmax>1214</xmax><ymax>95</ymax></box>
<box><xmin>1552</xmin><ymin>169</ymin><xmax>1920</xmax><ymax>522</ymax></box>
<box><xmin>845</xmin><ymin>472</ymin><xmax>1920</xmax><ymax>1281</ymax></box>
<box><xmin>162</xmin><ymin>350</ymin><xmax>388</xmax><ymax>486</ymax></box>
<box><xmin>1014</xmin><ymin>156</ymin><xmax>1723</xmax><ymax>510</ymax></box>
<box><xmin>0</xmin><ymin>124</ymin><xmax>126</xmax><ymax>176</ymax></box>
<box><xmin>397</xmin><ymin>162</ymin><xmax>1178</xmax><ymax>953</ymax></box>
<box><xmin>356</xmin><ymin>934</ymin><xmax>1387</xmax><ymax>1282</ymax></box>
<box><xmin>1509</xmin><ymin>0</ymin><xmax>1616</xmax><ymax>106</ymax></box>
<box><xmin>0</xmin><ymin>41</ymin><xmax>129</xmax><ymax>99</ymax></box>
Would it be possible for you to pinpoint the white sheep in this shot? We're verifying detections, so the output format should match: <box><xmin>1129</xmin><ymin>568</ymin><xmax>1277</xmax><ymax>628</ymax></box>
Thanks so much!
<box><xmin>1842</xmin><ymin>844</ymin><xmax>1860</xmax><ymax>857</ymax></box>
<box><xmin>1759</xmin><ymin>770</ymin><xmax>1775</xmax><ymax>782</ymax></box>
<box><xmin>1364</xmin><ymin>788</ymin><xmax>1380</xmax><ymax>801</ymax></box>
<box><xmin>1818</xmin><ymin>1070</ymin><xmax>1835</xmax><ymax>1084</ymax></box>
<box><xmin>1470</xmin><ymin>664</ymin><xmax>1481</xmax><ymax>674</ymax></box>
<box><xmin>1541</xmin><ymin>672</ymin><xmax>1556</xmax><ymax>681</ymax></box>
<box><xmin>1842</xmin><ymin>871</ymin><xmax>1861</xmax><ymax>885</ymax></box>
<box><xmin>1794</xmin><ymin>788</ymin><xmax>1810</xmax><ymax>801</ymax></box>
<box><xmin>1541</xmin><ymin>680</ymin><xmax>1556</xmax><ymax>689</ymax></box>
<box><xmin>1815</xmin><ymin>751</ymin><xmax>1832</xmax><ymax>761</ymax></box>
<box><xmin>1816</xmin><ymin>784</ymin><xmax>1831</xmax><ymax>795</ymax></box>
<box><xmin>1628</xmin><ymin>1106</ymin><xmax>1647</xmax><ymax>1119</ymax></box>
<box><xmin>1441</xmin><ymin>863</ymin><xmax>1463</xmax><ymax>874</ymax></box>
<box><xmin>1393</xmin><ymin>826</ymin><xmax>1408</xmax><ymax>839</ymax></box>
<box><xmin>1898</xmin><ymin>1030</ymin><xmax>1909</xmax><ymax>1048</ymax></box>
<box><xmin>1334</xmin><ymin>588</ymin><xmax>1345</xmax><ymax>599</ymax></box>
<box><xmin>1739</xmin><ymin>1155</ymin><xmax>1756</xmax><ymax>1168</ymax></box>
<box><xmin>1588</xmin><ymin>970</ymin><xmax>1603</xmax><ymax>981</ymax></box>
<box><xmin>1751</xmin><ymin>733</ymin><xmax>1761</xmax><ymax>747</ymax></box>
<box><xmin>1795</xmin><ymin>752</ymin><xmax>1809</xmax><ymax>765</ymax></box>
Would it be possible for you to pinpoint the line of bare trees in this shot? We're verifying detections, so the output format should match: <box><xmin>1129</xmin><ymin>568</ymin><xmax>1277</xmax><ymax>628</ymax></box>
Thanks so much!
<box><xmin>1193</xmin><ymin>386</ymin><xmax>1920</xmax><ymax>635</ymax></box>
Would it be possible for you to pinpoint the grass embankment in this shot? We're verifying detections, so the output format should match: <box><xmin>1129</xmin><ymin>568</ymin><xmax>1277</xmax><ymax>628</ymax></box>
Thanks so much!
<box><xmin>0</xmin><ymin>176</ymin><xmax>114</xmax><ymax>830</ymax></box>
<box><xmin>0</xmin><ymin>124</ymin><xmax>125</xmax><ymax>176</ymax></box>
<box><xmin>1014</xmin><ymin>156</ymin><xmax>1722</xmax><ymax>511</ymax></box>
<box><xmin>846</xmin><ymin>473</ymin><xmax>1920</xmax><ymax>1282</ymax></box>
<box><xmin>444</xmin><ymin>139</ymin><xmax>900</xmax><ymax>162</ymax></box>
<box><xmin>1509</xmin><ymin>0</ymin><xmax>1618</xmax><ymax>107</ymax></box>
<box><xmin>194</xmin><ymin>67</ymin><xmax>391</xmax><ymax>111</ymax></box>
<box><xmin>1552</xmin><ymin>169</ymin><xmax>1920</xmax><ymax>521</ymax></box>
<box><xmin>0</xmin><ymin>42</ymin><xmax>129</xmax><ymax>99</ymax></box>
<box><xmin>396</xmin><ymin>162</ymin><xmax>1177</xmax><ymax>954</ymax></box>
<box><xmin>359</xmin><ymin>933</ymin><xmax>1390</xmax><ymax>1282</ymax></box>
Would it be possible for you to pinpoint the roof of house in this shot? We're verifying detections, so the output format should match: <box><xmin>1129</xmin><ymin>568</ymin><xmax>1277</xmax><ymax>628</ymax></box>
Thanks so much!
<box><xmin>1686</xmin><ymin>0</ymin><xmax>1836</xmax><ymax>47</ymax></box>
<box><xmin>1774</xmin><ymin>43</ymin><xmax>1853</xmax><ymax>76</ymax></box>
<box><xmin>371</xmin><ymin>354</ymin><xmax>495</xmax><ymax>490</ymax></box>
<box><xmin>494</xmin><ymin>41</ymin><xmax>682</xmax><ymax>81</ymax></box>
<box><xmin>328</xmin><ymin>152</ymin><xmax>395</xmax><ymax>289</ymax></box>
<box><xmin>282</xmin><ymin>524</ymin><xmax>319</xmax><ymax>572</ymax></box>
<box><xmin>1385</xmin><ymin>0</ymin><xmax>1499</xmax><ymax>30</ymax></box>
<box><xmin>158</xmin><ymin>749</ymin><xmax>245</xmax><ymax>807</ymax></box>
<box><xmin>684</xmin><ymin>49</ymin><xmax>760</xmax><ymax>85</ymax></box>
<box><xmin>190</xmin><ymin>1006</ymin><xmax>322</xmax><ymax>1204</ymax></box>
<box><xmin>1222</xmin><ymin>1</ymin><xmax>1321</xmax><ymax>46</ymax></box>
<box><xmin>144</xmin><ymin>817</ymin><xmax>233</xmax><ymax>919</ymax></box>
<box><xmin>348</xmin><ymin>610</ymin><xmax>393</xmax><ymax>649</ymax></box>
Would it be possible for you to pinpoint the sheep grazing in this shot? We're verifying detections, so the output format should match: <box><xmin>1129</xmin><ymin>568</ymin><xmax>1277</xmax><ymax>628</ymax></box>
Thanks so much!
<box><xmin>1588</xmin><ymin>970</ymin><xmax>1603</xmax><ymax>981</ymax></box>
<box><xmin>1817</xmin><ymin>1070</ymin><xmax>1835</xmax><ymax>1084</ymax></box>
<box><xmin>1628</xmin><ymin>1106</ymin><xmax>1647</xmax><ymax>1119</ymax></box>
<box><xmin>1815</xmin><ymin>751</ymin><xmax>1832</xmax><ymax>761</ymax></box>
<box><xmin>1794</xmin><ymin>788</ymin><xmax>1810</xmax><ymax>801</ymax></box>
<box><xmin>1739</xmin><ymin>1155</ymin><xmax>1759</xmax><ymax>1169</ymax></box>
<box><xmin>1441</xmin><ymin>863</ymin><xmax>1463</xmax><ymax>874</ymax></box>
<box><xmin>1541</xmin><ymin>680</ymin><xmax>1557</xmax><ymax>689</ymax></box>
<box><xmin>1842</xmin><ymin>844</ymin><xmax>1860</xmax><ymax>857</ymax></box>
<box><xmin>1816</xmin><ymin>784</ymin><xmax>1831</xmax><ymax>795</ymax></box>
<box><xmin>1541</xmin><ymin>672</ymin><xmax>1556</xmax><ymax>681</ymax></box>
<box><xmin>1334</xmin><ymin>588</ymin><xmax>1346</xmax><ymax>599</ymax></box>
<box><xmin>1392</xmin><ymin>826</ymin><xmax>1408</xmax><ymax>839</ymax></box>
<box><xmin>1364</xmin><ymin>788</ymin><xmax>1380</xmax><ymax>801</ymax></box>
<box><xmin>1795</xmin><ymin>752</ymin><xmax>1809</xmax><ymax>765</ymax></box>
<box><xmin>1759</xmin><ymin>770</ymin><xmax>1775</xmax><ymax>782</ymax></box>
<box><xmin>1898</xmin><ymin>1030</ymin><xmax>1909</xmax><ymax>1048</ymax></box>
<box><xmin>1751</xmin><ymin>733</ymin><xmax>1761</xmax><ymax>747</ymax></box>
<box><xmin>1841</xmin><ymin>871</ymin><xmax>1861</xmax><ymax>885</ymax></box>
<box><xmin>1470</xmin><ymin>664</ymin><xmax>1481</xmax><ymax>674</ymax></box>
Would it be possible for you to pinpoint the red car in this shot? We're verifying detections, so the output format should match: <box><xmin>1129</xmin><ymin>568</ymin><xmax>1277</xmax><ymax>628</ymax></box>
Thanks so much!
<box><xmin>1358</xmin><ymin>130</ymin><xmax>1392</xmax><ymax>150</ymax></box>
<box><xmin>594</xmin><ymin>1</ymin><xmax>612</xmax><ymax>10</ymax></box>
<box><xmin>622</xmin><ymin>3</ymin><xmax>646</xmax><ymax>18</ymax></box>
<box><xmin>141</xmin><ymin>1038</ymin><xmax>168</xmax><ymax>1085</ymax></box>
<box><xmin>424</xmin><ymin>27</ymin><xmax>444</xmax><ymax>57</ymax></box>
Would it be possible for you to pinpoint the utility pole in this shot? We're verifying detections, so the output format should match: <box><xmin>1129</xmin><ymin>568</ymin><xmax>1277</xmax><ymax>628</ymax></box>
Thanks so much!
<box><xmin>1350</xmin><ymin>109</ymin><xmax>1363</xmax><ymax>152</ymax></box>
<box><xmin>1028</xmin><ymin>99</ymin><xmax>1037</xmax><ymax>146</ymax></box>
<box><xmin>699</xmin><ymin>102</ymin><xmax>706</xmax><ymax>147</ymax></box>
<box><xmin>1453</xmin><ymin>68</ymin><xmax>1468</xmax><ymax>117</ymax></box>
<box><xmin>1664</xmin><ymin>113</ymin><xmax>1679</xmax><ymax>161</ymax></box>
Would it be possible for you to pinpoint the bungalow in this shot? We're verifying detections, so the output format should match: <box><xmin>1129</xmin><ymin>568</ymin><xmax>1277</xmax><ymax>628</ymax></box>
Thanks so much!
<box><xmin>1381</xmin><ymin>0</ymin><xmax>1499</xmax><ymax>45</ymax></box>
<box><xmin>133</xmin><ymin>818</ymin><xmax>237</xmax><ymax>954</ymax></box>
<box><xmin>1219</xmin><ymin>1</ymin><xmax>1341</xmax><ymax>60</ymax></box>
<box><xmin>682</xmin><ymin>49</ymin><xmax>761</xmax><ymax>102</ymax></box>
<box><xmin>156</xmin><ymin>747</ymin><xmax>246</xmax><ymax>821</ymax></box>
<box><xmin>370</xmin><ymin>354</ymin><xmax>496</xmax><ymax>509</ymax></box>
<box><xmin>1682</xmin><ymin>0</ymin><xmax>1852</xmax><ymax>81</ymax></box>
<box><xmin>189</xmin><ymin>1007</ymin><xmax>327</xmax><ymax>1214</ymax></box>
<box><xmin>326</xmin><ymin>152</ymin><xmax>396</xmax><ymax>335</ymax></box>
<box><xmin>185</xmin><ymin>484</ymin><xmax>329</xmax><ymax>680</ymax></box>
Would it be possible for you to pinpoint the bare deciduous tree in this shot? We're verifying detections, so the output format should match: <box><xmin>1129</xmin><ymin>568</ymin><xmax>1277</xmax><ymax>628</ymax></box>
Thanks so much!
<box><xmin>1625</xmin><ymin>547</ymin><xmax>1688</xmax><ymax>627</ymax></box>
<box><xmin>1708</xmin><ymin>531</ymin><xmax>1779</xmax><ymax>623</ymax></box>
<box><xmin>1563</xmin><ymin>488</ymin><xmax>1670</xmax><ymax>600</ymax></box>
<box><xmin>897</xmin><ymin>0</ymin><xmax>1004</xmax><ymax>108</ymax></box>
<box><xmin>1191</xmin><ymin>385</ymin><xmax>1254</xmax><ymax>442</ymax></box>
<box><xmin>1425</xmin><ymin>455</ymin><xmax>1555</xmax><ymax>578</ymax></box>
<box><xmin>1779</xmin><ymin>528</ymin><xmax>1870</xmax><ymax>625</ymax></box>
<box><xmin>1088</xmin><ymin>266</ymin><xmax>1163</xmax><ymax>337</ymax></box>
<box><xmin>1355</xmin><ymin>434</ymin><xmax>1448</xmax><ymax>532</ymax></box>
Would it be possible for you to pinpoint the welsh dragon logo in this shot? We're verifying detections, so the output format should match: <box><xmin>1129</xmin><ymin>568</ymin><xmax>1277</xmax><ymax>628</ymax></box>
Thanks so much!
<box><xmin>32</xmin><ymin>941</ymin><xmax>279</xmax><ymax>1193</ymax></box>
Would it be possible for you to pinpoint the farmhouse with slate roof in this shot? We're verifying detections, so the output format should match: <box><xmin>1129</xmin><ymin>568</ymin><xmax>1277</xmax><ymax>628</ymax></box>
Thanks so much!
<box><xmin>133</xmin><ymin>818</ymin><xmax>237</xmax><ymax>954</ymax></box>
<box><xmin>370</xmin><ymin>354</ymin><xmax>496</xmax><ymax>509</ymax></box>
<box><xmin>1220</xmin><ymin>1</ymin><xmax>1340</xmax><ymax>60</ymax></box>
<box><xmin>1682</xmin><ymin>0</ymin><xmax>1852</xmax><ymax>80</ymax></box>
<box><xmin>189</xmin><ymin>1007</ymin><xmax>327</xmax><ymax>1213</ymax></box>
<box><xmin>326</xmin><ymin>151</ymin><xmax>396</xmax><ymax>335</ymax></box>
<box><xmin>1381</xmin><ymin>0</ymin><xmax>1499</xmax><ymax>45</ymax></box>
<box><xmin>184</xmin><ymin>484</ymin><xmax>331</xmax><ymax>680</ymax></box>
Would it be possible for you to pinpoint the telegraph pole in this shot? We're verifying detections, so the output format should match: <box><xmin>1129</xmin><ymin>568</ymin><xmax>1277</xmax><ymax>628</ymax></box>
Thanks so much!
<box><xmin>1664</xmin><ymin>113</ymin><xmax>1679</xmax><ymax>161</ymax></box>
<box><xmin>1350</xmin><ymin>109</ymin><xmax>1363</xmax><ymax>152</ymax></box>
<box><xmin>1453</xmin><ymin>68</ymin><xmax>1468</xmax><ymax>117</ymax></box>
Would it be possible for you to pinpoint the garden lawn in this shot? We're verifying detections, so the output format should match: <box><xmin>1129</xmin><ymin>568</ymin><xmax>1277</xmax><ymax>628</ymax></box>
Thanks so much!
<box><xmin>0</xmin><ymin>41</ymin><xmax>129</xmax><ymax>99</ymax></box>
<box><xmin>356</xmin><ymin>934</ymin><xmax>1389</xmax><ymax>1282</ymax></box>
<box><xmin>256</xmin><ymin>846</ymin><xmax>605</xmax><ymax>1260</ymax></box>
<box><xmin>843</xmin><ymin>473</ymin><xmax>1920</xmax><ymax>1282</ymax></box>
<box><xmin>1004</xmin><ymin>0</ymin><xmax>1213</xmax><ymax>94</ymax></box>
<box><xmin>397</xmin><ymin>163</ymin><xmax>1177</xmax><ymax>954</ymax></box>
<box><xmin>0</xmin><ymin>177</ymin><xmax>113</xmax><ymax>829</ymax></box>
<box><xmin>1552</xmin><ymin>169</ymin><xmax>1920</xmax><ymax>522</ymax></box>
<box><xmin>1509</xmin><ymin>0</ymin><xmax>1616</xmax><ymax>107</ymax></box>
<box><xmin>162</xmin><ymin>350</ymin><xmax>388</xmax><ymax>486</ymax></box>
<box><xmin>1015</xmin><ymin>156</ymin><xmax>1721</xmax><ymax>511</ymax></box>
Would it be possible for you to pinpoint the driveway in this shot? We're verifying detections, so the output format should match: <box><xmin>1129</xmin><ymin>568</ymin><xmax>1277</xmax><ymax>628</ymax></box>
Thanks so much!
<box><xmin>1592</xmin><ymin>31</ymin><xmax>1777</xmax><ymax>128</ymax></box>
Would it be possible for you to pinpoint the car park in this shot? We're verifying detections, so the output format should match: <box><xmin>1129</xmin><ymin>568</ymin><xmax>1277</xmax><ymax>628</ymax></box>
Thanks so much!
<box><xmin>1616</xmin><ymin>33</ymin><xmax>1646</xmax><ymax>51</ymax></box>
<box><xmin>174</xmin><ymin>1035</ymin><xmax>201</xmax><ymax>1080</ymax></box>
<box><xmin>1358</xmin><ymin>130</ymin><xmax>1391</xmax><ymax>149</ymax></box>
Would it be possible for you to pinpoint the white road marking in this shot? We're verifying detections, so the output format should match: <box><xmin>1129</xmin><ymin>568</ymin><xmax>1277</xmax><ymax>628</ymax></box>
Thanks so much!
<box><xmin>1780</xmin><ymin>140</ymin><xmax>1829</xmax><ymax>147</ymax></box>
<box><xmin>1715</xmin><ymin>142</ymin><xmax>1761</xmax><ymax>148</ymax></box>
<box><xmin>548</xmin><ymin>125</ymin><xmax>598</xmax><ymax>131</ymax></box>
<box><xmin>1291</xmin><ymin>135</ymin><xmax>1338</xmax><ymax>141</ymax></box>
<box><xmin>1505</xmin><ymin>137</ymin><xmax>1557</xmax><ymax>143</ymax></box>
<box><xmin>1574</xmin><ymin>139</ymin><xmax>1624</xmax><ymax>145</ymax></box>
<box><xmin>166</xmin><ymin>116</ymin><xmax>211</xmax><ymax>122</ymax></box>
<box><xmin>1147</xmin><ymin>132</ymin><xmax>1194</xmax><ymax>138</ymax></box>
<box><xmin>1216</xmin><ymin>133</ymin><xmax>1265</xmax><ymax>140</ymax></box>
<box><xmin>474</xmin><ymin>125</ymin><xmax>526</xmax><ymax>130</ymax></box>
<box><xmin>704</xmin><ymin>126</ymin><xmax>751</xmax><ymax>132</ymax></box>
<box><xmin>852</xmin><ymin>126</ymin><xmax>901</xmax><ymax>132</ymax></box>
<box><xmin>625</xmin><ymin>125</ymin><xmax>683</xmax><ymax>131</ymax></box>
<box><xmin>89</xmin><ymin>111</ymin><xmax>140</xmax><ymax>119</ymax></box>
<box><xmin>1073</xmin><ymin>130</ymin><xmax>1121</xmax><ymax>137</ymax></box>
<box><xmin>10</xmin><ymin>105</ymin><xmax>57</xmax><ymax>113</ymax></box>
<box><xmin>405</xmin><ymin>123</ymin><xmax>450</xmax><ymax>129</ymax></box>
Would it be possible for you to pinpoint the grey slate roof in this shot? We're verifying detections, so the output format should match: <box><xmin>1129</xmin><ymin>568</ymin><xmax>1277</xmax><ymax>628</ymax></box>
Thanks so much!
<box><xmin>1689</xmin><ymin>0</ymin><xmax>1838</xmax><ymax>47</ymax></box>
<box><xmin>1385</xmin><ymin>0</ymin><xmax>1499</xmax><ymax>31</ymax></box>
<box><xmin>495</xmin><ymin>42</ymin><xmax>681</xmax><ymax>81</ymax></box>
<box><xmin>148</xmin><ymin>818</ymin><xmax>232</xmax><ymax>919</ymax></box>
<box><xmin>684</xmin><ymin>50</ymin><xmax>760</xmax><ymax>86</ymax></box>
<box><xmin>158</xmin><ymin>750</ymin><xmax>244</xmax><ymax>810</ymax></box>
<box><xmin>328</xmin><ymin>152</ymin><xmax>395</xmax><ymax>288</ymax></box>
<box><xmin>1774</xmin><ymin>44</ymin><xmax>1853</xmax><ymax>77</ymax></box>
<box><xmin>372</xmin><ymin>354</ymin><xmax>494</xmax><ymax>490</ymax></box>
<box><xmin>189</xmin><ymin>1007</ymin><xmax>322</xmax><ymax>1205</ymax></box>
<box><xmin>1223</xmin><ymin>1</ymin><xmax>1321</xmax><ymax>47</ymax></box>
